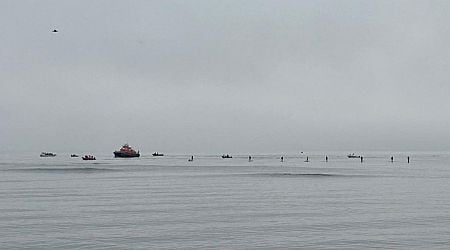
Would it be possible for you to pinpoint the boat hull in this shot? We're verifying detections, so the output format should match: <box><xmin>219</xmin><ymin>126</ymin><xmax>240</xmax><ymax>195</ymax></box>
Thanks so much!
<box><xmin>114</xmin><ymin>151</ymin><xmax>140</xmax><ymax>158</ymax></box>
<box><xmin>40</xmin><ymin>153</ymin><xmax>56</xmax><ymax>157</ymax></box>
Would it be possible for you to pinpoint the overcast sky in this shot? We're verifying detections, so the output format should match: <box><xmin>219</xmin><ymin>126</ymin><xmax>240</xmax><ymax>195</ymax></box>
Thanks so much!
<box><xmin>1</xmin><ymin>0</ymin><xmax>450</xmax><ymax>153</ymax></box>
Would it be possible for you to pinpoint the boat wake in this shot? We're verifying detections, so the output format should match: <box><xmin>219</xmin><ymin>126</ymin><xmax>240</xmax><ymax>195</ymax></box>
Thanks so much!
<box><xmin>247</xmin><ymin>172</ymin><xmax>374</xmax><ymax>178</ymax></box>
<box><xmin>191</xmin><ymin>172</ymin><xmax>376</xmax><ymax>179</ymax></box>
<box><xmin>7</xmin><ymin>167</ymin><xmax>120</xmax><ymax>173</ymax></box>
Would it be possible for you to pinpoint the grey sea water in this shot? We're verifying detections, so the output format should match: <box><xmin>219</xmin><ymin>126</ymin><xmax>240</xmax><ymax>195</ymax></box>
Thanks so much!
<box><xmin>1</xmin><ymin>152</ymin><xmax>450</xmax><ymax>249</ymax></box>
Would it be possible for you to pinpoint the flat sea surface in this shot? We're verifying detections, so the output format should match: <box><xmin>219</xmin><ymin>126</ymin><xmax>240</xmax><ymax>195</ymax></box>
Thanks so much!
<box><xmin>1</xmin><ymin>152</ymin><xmax>450</xmax><ymax>249</ymax></box>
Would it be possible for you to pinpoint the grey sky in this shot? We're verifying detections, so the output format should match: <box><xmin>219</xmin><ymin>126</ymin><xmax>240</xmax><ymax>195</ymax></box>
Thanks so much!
<box><xmin>1</xmin><ymin>0</ymin><xmax>450</xmax><ymax>153</ymax></box>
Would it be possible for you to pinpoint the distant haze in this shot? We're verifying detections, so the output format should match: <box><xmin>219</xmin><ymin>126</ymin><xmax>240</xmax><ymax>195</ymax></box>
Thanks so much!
<box><xmin>1</xmin><ymin>0</ymin><xmax>450</xmax><ymax>153</ymax></box>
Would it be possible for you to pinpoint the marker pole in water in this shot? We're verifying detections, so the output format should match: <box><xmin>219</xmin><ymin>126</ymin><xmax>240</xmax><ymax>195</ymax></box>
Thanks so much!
<box><xmin>407</xmin><ymin>156</ymin><xmax>410</xmax><ymax>163</ymax></box>
<box><xmin>360</xmin><ymin>156</ymin><xmax>363</xmax><ymax>163</ymax></box>
<box><xmin>325</xmin><ymin>156</ymin><xmax>328</xmax><ymax>162</ymax></box>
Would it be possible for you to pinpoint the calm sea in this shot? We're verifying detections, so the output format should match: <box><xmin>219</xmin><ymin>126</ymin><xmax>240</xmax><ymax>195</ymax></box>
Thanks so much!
<box><xmin>1</xmin><ymin>152</ymin><xmax>450</xmax><ymax>249</ymax></box>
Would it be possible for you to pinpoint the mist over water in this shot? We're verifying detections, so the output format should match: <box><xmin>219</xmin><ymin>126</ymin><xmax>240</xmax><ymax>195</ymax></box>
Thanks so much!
<box><xmin>2</xmin><ymin>1</ymin><xmax>450</xmax><ymax>152</ymax></box>
<box><xmin>2</xmin><ymin>152</ymin><xmax>450</xmax><ymax>249</ymax></box>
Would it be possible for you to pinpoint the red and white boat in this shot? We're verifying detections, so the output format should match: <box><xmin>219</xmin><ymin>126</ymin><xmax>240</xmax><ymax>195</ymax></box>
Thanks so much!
<box><xmin>113</xmin><ymin>144</ymin><xmax>140</xmax><ymax>158</ymax></box>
